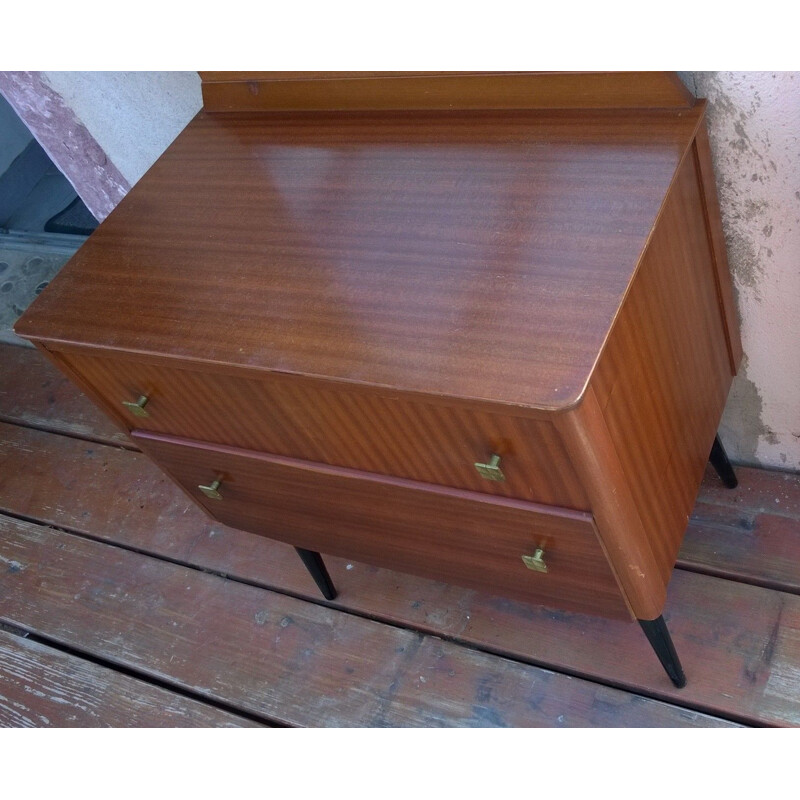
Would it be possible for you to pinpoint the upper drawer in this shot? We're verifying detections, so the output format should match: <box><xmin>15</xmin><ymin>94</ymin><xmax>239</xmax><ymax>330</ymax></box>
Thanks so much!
<box><xmin>133</xmin><ymin>429</ymin><xmax>631</xmax><ymax>620</ymax></box>
<box><xmin>60</xmin><ymin>350</ymin><xmax>589</xmax><ymax>509</ymax></box>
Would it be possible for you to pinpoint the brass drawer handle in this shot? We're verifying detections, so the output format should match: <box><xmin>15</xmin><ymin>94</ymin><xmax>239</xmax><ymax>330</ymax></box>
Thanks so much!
<box><xmin>198</xmin><ymin>478</ymin><xmax>223</xmax><ymax>500</ymax></box>
<box><xmin>522</xmin><ymin>548</ymin><xmax>548</xmax><ymax>573</ymax></box>
<box><xmin>122</xmin><ymin>394</ymin><xmax>149</xmax><ymax>418</ymax></box>
<box><xmin>474</xmin><ymin>453</ymin><xmax>505</xmax><ymax>482</ymax></box>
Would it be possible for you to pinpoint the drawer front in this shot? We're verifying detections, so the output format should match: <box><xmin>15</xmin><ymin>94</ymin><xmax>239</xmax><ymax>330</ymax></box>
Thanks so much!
<box><xmin>61</xmin><ymin>350</ymin><xmax>589</xmax><ymax>509</ymax></box>
<box><xmin>133</xmin><ymin>430</ymin><xmax>632</xmax><ymax>620</ymax></box>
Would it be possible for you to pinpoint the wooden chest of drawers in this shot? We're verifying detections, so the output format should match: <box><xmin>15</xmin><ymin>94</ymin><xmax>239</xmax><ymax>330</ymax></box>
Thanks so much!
<box><xmin>14</xmin><ymin>72</ymin><xmax>741</xmax><ymax>688</ymax></box>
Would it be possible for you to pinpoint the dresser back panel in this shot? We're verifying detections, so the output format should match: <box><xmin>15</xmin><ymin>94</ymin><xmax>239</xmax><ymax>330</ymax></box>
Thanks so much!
<box><xmin>199</xmin><ymin>72</ymin><xmax>695</xmax><ymax>113</ymax></box>
<box><xmin>133</xmin><ymin>430</ymin><xmax>631</xmax><ymax>620</ymax></box>
<box><xmin>61</xmin><ymin>351</ymin><xmax>589</xmax><ymax>510</ymax></box>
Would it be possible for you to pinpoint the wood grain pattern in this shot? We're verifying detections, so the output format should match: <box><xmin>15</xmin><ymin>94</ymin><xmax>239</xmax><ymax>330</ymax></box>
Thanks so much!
<box><xmin>697</xmin><ymin>461</ymin><xmax>800</xmax><ymax>519</ymax></box>
<box><xmin>15</xmin><ymin>108</ymin><xmax>703</xmax><ymax>410</ymax></box>
<box><xmin>557</xmin><ymin>386</ymin><xmax>664</xmax><ymax>619</ymax></box>
<box><xmin>680</xmin><ymin>502</ymin><xmax>800</xmax><ymax>593</ymax></box>
<box><xmin>375</xmin><ymin>630</ymin><xmax>735</xmax><ymax>728</ymax></box>
<box><xmin>59</xmin><ymin>349</ymin><xmax>588</xmax><ymax>509</ymax></box>
<box><xmin>4</xmin><ymin>345</ymin><xmax>796</xmax><ymax>599</ymax></box>
<box><xmin>0</xmin><ymin>341</ymin><xmax>131</xmax><ymax>449</ymax></box>
<box><xmin>448</xmin><ymin>567</ymin><xmax>800</xmax><ymax>725</ymax></box>
<box><xmin>0</xmin><ymin>417</ymin><xmax>793</xmax><ymax>725</ymax></box>
<box><xmin>0</xmin><ymin>630</ymin><xmax>259</xmax><ymax>728</ymax></box>
<box><xmin>13</xmin><ymin>344</ymin><xmax>795</xmax><ymax>602</ymax></box>
<box><xmin>199</xmin><ymin>72</ymin><xmax>696</xmax><ymax>113</ymax></box>
<box><xmin>4</xmin><ymin>411</ymin><xmax>799</xmax><ymax>607</ymax></box>
<box><xmin>200</xmin><ymin>72</ymin><xmax>462</xmax><ymax>80</ymax></box>
<box><xmin>132</xmin><ymin>430</ymin><xmax>630</xmax><ymax>619</ymax></box>
<box><xmin>583</xmin><ymin>151</ymin><xmax>734</xmax><ymax>617</ymax></box>
<box><xmin>8</xmin><ymin>412</ymin><xmax>798</xmax><ymax>609</ymax></box>
<box><xmin>0</xmin><ymin>516</ymin><xmax>729</xmax><ymax>727</ymax></box>
<box><xmin>10</xmin><ymin>77</ymin><xmax>741</xmax><ymax>691</ymax></box>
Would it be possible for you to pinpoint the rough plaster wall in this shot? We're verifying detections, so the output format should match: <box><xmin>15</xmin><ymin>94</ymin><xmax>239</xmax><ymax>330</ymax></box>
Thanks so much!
<box><xmin>682</xmin><ymin>73</ymin><xmax>800</xmax><ymax>472</ymax></box>
<box><xmin>42</xmin><ymin>72</ymin><xmax>202</xmax><ymax>186</ymax></box>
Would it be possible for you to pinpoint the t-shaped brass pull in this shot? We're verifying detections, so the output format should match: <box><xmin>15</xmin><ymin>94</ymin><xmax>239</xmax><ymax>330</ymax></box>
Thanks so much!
<box><xmin>522</xmin><ymin>548</ymin><xmax>548</xmax><ymax>573</ymax></box>
<box><xmin>474</xmin><ymin>453</ymin><xmax>505</xmax><ymax>481</ymax></box>
<box><xmin>198</xmin><ymin>478</ymin><xmax>223</xmax><ymax>500</ymax></box>
<box><xmin>122</xmin><ymin>394</ymin><xmax>149</xmax><ymax>417</ymax></box>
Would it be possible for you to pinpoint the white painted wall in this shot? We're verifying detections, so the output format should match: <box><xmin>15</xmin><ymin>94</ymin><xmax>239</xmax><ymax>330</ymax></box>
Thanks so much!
<box><xmin>42</xmin><ymin>72</ymin><xmax>202</xmax><ymax>186</ymax></box>
<box><xmin>683</xmin><ymin>72</ymin><xmax>800</xmax><ymax>471</ymax></box>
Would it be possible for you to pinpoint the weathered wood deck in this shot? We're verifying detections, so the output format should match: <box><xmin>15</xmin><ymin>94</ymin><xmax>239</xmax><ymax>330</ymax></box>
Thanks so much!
<box><xmin>1</xmin><ymin>341</ymin><xmax>799</xmax><ymax>727</ymax></box>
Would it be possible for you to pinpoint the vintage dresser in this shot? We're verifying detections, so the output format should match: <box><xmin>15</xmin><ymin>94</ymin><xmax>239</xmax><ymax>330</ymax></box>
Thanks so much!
<box><xmin>15</xmin><ymin>72</ymin><xmax>742</xmax><ymax>688</ymax></box>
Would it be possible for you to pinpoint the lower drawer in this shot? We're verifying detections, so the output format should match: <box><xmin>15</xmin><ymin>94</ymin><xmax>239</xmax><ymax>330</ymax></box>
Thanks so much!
<box><xmin>133</xmin><ymin>431</ymin><xmax>633</xmax><ymax>620</ymax></box>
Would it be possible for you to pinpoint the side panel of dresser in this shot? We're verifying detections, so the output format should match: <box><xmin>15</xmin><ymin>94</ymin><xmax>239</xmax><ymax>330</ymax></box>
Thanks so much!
<box><xmin>557</xmin><ymin>129</ymin><xmax>740</xmax><ymax>621</ymax></box>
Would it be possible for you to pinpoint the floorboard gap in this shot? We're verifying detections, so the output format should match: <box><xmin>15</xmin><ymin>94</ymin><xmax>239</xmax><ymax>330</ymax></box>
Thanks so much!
<box><xmin>1</xmin><ymin>624</ymin><xmax>284</xmax><ymax>728</ymax></box>
<box><xmin>674</xmin><ymin>559</ymin><xmax>800</xmax><ymax>597</ymax></box>
<box><xmin>0</xmin><ymin>414</ymin><xmax>139</xmax><ymax>451</ymax></box>
<box><xmin>0</xmin><ymin>508</ymin><xmax>756</xmax><ymax>727</ymax></box>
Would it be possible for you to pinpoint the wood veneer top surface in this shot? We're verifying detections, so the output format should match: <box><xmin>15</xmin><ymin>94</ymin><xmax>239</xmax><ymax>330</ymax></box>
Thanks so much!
<box><xmin>17</xmin><ymin>107</ymin><xmax>702</xmax><ymax>409</ymax></box>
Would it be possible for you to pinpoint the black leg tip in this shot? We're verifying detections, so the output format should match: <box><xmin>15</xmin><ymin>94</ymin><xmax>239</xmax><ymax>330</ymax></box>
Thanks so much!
<box><xmin>667</xmin><ymin>670</ymin><xmax>687</xmax><ymax>689</ymax></box>
<box><xmin>295</xmin><ymin>547</ymin><xmax>338</xmax><ymax>601</ymax></box>
<box><xmin>639</xmin><ymin>616</ymin><xmax>687</xmax><ymax>689</ymax></box>
<box><xmin>709</xmin><ymin>435</ymin><xmax>739</xmax><ymax>490</ymax></box>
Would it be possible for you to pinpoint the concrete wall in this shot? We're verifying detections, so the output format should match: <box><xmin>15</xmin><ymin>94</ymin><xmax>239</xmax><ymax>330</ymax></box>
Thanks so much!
<box><xmin>42</xmin><ymin>72</ymin><xmax>202</xmax><ymax>187</ymax></box>
<box><xmin>0</xmin><ymin>72</ymin><xmax>202</xmax><ymax>220</ymax></box>
<box><xmin>2</xmin><ymin>70</ymin><xmax>797</xmax><ymax>472</ymax></box>
<box><xmin>682</xmin><ymin>72</ymin><xmax>800</xmax><ymax>472</ymax></box>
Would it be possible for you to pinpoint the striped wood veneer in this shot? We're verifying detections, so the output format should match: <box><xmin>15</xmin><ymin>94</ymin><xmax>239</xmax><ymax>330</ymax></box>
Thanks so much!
<box><xmin>15</xmin><ymin>75</ymin><xmax>741</xmax><ymax>633</ymax></box>
<box><xmin>59</xmin><ymin>351</ymin><xmax>589</xmax><ymax>510</ymax></box>
<box><xmin>557</xmin><ymin>148</ymin><xmax>735</xmax><ymax>619</ymax></box>
<box><xmin>133</xmin><ymin>429</ymin><xmax>632</xmax><ymax>620</ymax></box>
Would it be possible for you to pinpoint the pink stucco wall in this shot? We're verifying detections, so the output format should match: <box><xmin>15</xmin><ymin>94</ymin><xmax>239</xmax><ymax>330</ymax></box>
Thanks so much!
<box><xmin>686</xmin><ymin>72</ymin><xmax>800</xmax><ymax>471</ymax></box>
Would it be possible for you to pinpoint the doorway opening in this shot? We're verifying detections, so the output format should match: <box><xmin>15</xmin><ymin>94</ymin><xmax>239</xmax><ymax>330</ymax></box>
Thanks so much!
<box><xmin>0</xmin><ymin>92</ymin><xmax>97</xmax><ymax>346</ymax></box>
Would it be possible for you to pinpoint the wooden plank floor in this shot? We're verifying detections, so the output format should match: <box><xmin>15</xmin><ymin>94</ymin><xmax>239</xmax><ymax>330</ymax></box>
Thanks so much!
<box><xmin>1</xmin><ymin>342</ymin><xmax>799</xmax><ymax>727</ymax></box>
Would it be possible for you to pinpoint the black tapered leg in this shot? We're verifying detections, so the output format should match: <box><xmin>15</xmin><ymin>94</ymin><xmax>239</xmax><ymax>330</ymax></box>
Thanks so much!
<box><xmin>295</xmin><ymin>547</ymin><xmax>337</xmax><ymax>600</ymax></box>
<box><xmin>639</xmin><ymin>616</ymin><xmax>686</xmax><ymax>688</ymax></box>
<box><xmin>709</xmin><ymin>434</ymin><xmax>738</xmax><ymax>489</ymax></box>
